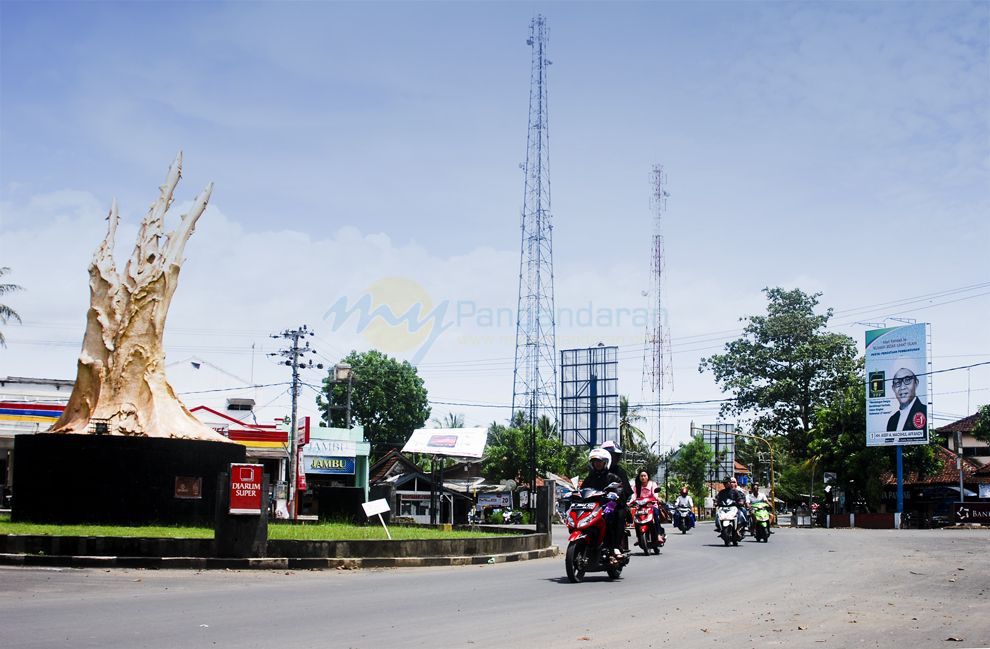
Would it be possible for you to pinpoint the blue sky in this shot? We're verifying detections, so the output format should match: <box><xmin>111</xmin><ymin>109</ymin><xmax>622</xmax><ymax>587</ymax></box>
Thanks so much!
<box><xmin>2</xmin><ymin>1</ymin><xmax>988</xmax><ymax>449</ymax></box>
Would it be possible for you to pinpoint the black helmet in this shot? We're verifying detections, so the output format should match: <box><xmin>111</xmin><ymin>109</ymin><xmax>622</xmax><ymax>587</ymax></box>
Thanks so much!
<box><xmin>601</xmin><ymin>440</ymin><xmax>623</xmax><ymax>456</ymax></box>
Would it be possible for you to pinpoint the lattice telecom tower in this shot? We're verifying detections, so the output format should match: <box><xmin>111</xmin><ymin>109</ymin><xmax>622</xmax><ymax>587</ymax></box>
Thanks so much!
<box><xmin>642</xmin><ymin>164</ymin><xmax>674</xmax><ymax>395</ymax></box>
<box><xmin>512</xmin><ymin>14</ymin><xmax>558</xmax><ymax>427</ymax></box>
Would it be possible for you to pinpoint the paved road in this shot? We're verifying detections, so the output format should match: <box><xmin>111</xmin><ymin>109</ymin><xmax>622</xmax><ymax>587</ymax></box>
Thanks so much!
<box><xmin>1</xmin><ymin>523</ymin><xmax>987</xmax><ymax>649</ymax></box>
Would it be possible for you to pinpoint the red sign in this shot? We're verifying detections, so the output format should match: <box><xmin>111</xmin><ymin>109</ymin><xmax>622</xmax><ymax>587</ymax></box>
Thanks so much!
<box><xmin>229</xmin><ymin>463</ymin><xmax>264</xmax><ymax>515</ymax></box>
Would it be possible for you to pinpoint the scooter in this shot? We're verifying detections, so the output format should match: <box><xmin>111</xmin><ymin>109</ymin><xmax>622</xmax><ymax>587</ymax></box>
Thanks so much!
<box><xmin>630</xmin><ymin>498</ymin><xmax>665</xmax><ymax>555</ymax></box>
<box><xmin>563</xmin><ymin>485</ymin><xmax>630</xmax><ymax>582</ymax></box>
<box><xmin>673</xmin><ymin>505</ymin><xmax>695</xmax><ymax>533</ymax></box>
<box><xmin>750</xmin><ymin>501</ymin><xmax>771</xmax><ymax>542</ymax></box>
<box><xmin>716</xmin><ymin>503</ymin><xmax>745</xmax><ymax>546</ymax></box>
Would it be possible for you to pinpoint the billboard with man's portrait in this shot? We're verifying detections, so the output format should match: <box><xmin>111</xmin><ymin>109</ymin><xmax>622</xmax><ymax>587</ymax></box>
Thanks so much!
<box><xmin>865</xmin><ymin>323</ymin><xmax>929</xmax><ymax>447</ymax></box>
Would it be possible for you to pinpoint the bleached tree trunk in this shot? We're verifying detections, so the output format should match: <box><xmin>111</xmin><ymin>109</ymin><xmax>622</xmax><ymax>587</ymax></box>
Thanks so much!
<box><xmin>51</xmin><ymin>153</ymin><xmax>230</xmax><ymax>442</ymax></box>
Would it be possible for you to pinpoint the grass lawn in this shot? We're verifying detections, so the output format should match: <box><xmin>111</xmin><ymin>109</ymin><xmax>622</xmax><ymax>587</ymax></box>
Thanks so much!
<box><xmin>0</xmin><ymin>514</ymin><xmax>505</xmax><ymax>541</ymax></box>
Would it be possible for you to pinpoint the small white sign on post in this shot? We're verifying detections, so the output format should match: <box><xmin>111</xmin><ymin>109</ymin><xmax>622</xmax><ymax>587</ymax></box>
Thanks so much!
<box><xmin>362</xmin><ymin>498</ymin><xmax>392</xmax><ymax>540</ymax></box>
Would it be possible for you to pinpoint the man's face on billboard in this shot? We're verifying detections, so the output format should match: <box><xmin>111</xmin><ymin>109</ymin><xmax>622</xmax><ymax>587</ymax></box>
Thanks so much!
<box><xmin>892</xmin><ymin>368</ymin><xmax>918</xmax><ymax>406</ymax></box>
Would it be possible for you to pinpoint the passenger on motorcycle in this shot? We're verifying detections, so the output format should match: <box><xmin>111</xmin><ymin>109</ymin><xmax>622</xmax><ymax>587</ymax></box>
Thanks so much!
<box><xmin>674</xmin><ymin>485</ymin><xmax>696</xmax><ymax>527</ymax></box>
<box><xmin>600</xmin><ymin>441</ymin><xmax>633</xmax><ymax>551</ymax></box>
<box><xmin>714</xmin><ymin>477</ymin><xmax>749</xmax><ymax>533</ymax></box>
<box><xmin>580</xmin><ymin>448</ymin><xmax>625</xmax><ymax>558</ymax></box>
<box><xmin>629</xmin><ymin>469</ymin><xmax>666</xmax><ymax>542</ymax></box>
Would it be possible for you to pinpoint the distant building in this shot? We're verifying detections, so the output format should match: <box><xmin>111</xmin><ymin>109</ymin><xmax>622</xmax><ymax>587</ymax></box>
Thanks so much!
<box><xmin>937</xmin><ymin>413</ymin><xmax>990</xmax><ymax>466</ymax></box>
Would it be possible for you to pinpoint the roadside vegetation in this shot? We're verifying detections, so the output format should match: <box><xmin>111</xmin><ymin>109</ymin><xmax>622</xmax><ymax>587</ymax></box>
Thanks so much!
<box><xmin>0</xmin><ymin>515</ymin><xmax>506</xmax><ymax>540</ymax></box>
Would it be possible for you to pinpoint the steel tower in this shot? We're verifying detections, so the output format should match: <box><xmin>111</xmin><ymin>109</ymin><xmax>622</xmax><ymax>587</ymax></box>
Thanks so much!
<box><xmin>642</xmin><ymin>164</ymin><xmax>673</xmax><ymax>396</ymax></box>
<box><xmin>512</xmin><ymin>14</ymin><xmax>558</xmax><ymax>428</ymax></box>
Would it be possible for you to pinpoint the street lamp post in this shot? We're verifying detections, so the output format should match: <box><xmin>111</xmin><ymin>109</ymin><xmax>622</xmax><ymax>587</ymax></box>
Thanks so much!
<box><xmin>334</xmin><ymin>363</ymin><xmax>354</xmax><ymax>429</ymax></box>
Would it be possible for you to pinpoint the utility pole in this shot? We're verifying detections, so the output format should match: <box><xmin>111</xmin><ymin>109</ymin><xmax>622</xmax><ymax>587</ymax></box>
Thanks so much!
<box><xmin>270</xmin><ymin>325</ymin><xmax>323</xmax><ymax>519</ymax></box>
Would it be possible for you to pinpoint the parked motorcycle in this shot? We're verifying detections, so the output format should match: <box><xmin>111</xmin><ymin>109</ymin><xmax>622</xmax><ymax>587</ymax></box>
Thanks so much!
<box><xmin>716</xmin><ymin>503</ymin><xmax>745</xmax><ymax>546</ymax></box>
<box><xmin>630</xmin><ymin>498</ymin><xmax>665</xmax><ymax>555</ymax></box>
<box><xmin>562</xmin><ymin>486</ymin><xmax>630</xmax><ymax>582</ymax></box>
<box><xmin>750</xmin><ymin>501</ymin><xmax>771</xmax><ymax>542</ymax></box>
<box><xmin>502</xmin><ymin>509</ymin><xmax>523</xmax><ymax>524</ymax></box>
<box><xmin>673</xmin><ymin>505</ymin><xmax>695</xmax><ymax>534</ymax></box>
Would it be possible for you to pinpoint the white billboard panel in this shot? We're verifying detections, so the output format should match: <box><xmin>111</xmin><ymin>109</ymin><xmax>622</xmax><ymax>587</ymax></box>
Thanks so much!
<box><xmin>402</xmin><ymin>427</ymin><xmax>488</xmax><ymax>458</ymax></box>
<box><xmin>865</xmin><ymin>324</ymin><xmax>929</xmax><ymax>447</ymax></box>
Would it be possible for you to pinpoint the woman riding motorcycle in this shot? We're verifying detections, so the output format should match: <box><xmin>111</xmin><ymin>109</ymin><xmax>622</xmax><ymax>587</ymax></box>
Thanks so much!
<box><xmin>629</xmin><ymin>469</ymin><xmax>666</xmax><ymax>543</ymax></box>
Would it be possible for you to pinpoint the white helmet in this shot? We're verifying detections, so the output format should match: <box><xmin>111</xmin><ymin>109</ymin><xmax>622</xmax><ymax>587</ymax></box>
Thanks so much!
<box><xmin>589</xmin><ymin>448</ymin><xmax>611</xmax><ymax>469</ymax></box>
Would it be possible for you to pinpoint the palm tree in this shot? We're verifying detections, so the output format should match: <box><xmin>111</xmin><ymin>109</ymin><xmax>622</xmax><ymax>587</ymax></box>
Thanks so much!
<box><xmin>0</xmin><ymin>267</ymin><xmax>23</xmax><ymax>348</ymax></box>
<box><xmin>431</xmin><ymin>412</ymin><xmax>465</xmax><ymax>428</ymax></box>
<box><xmin>619</xmin><ymin>395</ymin><xmax>648</xmax><ymax>452</ymax></box>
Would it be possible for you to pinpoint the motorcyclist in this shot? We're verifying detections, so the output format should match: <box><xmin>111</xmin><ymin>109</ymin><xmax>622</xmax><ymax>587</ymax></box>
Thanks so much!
<box><xmin>714</xmin><ymin>476</ymin><xmax>749</xmax><ymax>534</ymax></box>
<box><xmin>580</xmin><ymin>448</ymin><xmax>625</xmax><ymax>559</ymax></box>
<box><xmin>629</xmin><ymin>469</ymin><xmax>666</xmax><ymax>543</ymax></box>
<box><xmin>600</xmin><ymin>441</ymin><xmax>633</xmax><ymax>552</ymax></box>
<box><xmin>673</xmin><ymin>485</ymin><xmax>696</xmax><ymax>529</ymax></box>
<box><xmin>748</xmin><ymin>483</ymin><xmax>773</xmax><ymax>533</ymax></box>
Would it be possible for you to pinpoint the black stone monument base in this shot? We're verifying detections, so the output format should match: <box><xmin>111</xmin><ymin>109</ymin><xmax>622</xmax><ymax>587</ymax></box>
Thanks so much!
<box><xmin>12</xmin><ymin>433</ymin><xmax>246</xmax><ymax>526</ymax></box>
<box><xmin>214</xmin><ymin>472</ymin><xmax>269</xmax><ymax>558</ymax></box>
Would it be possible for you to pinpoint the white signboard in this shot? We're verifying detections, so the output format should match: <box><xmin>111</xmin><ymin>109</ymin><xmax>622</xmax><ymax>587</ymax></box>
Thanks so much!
<box><xmin>477</xmin><ymin>493</ymin><xmax>512</xmax><ymax>508</ymax></box>
<box><xmin>306</xmin><ymin>439</ymin><xmax>360</xmax><ymax>457</ymax></box>
<box><xmin>402</xmin><ymin>427</ymin><xmax>488</xmax><ymax>458</ymax></box>
<box><xmin>362</xmin><ymin>498</ymin><xmax>391</xmax><ymax>517</ymax></box>
<box><xmin>865</xmin><ymin>324</ymin><xmax>929</xmax><ymax>447</ymax></box>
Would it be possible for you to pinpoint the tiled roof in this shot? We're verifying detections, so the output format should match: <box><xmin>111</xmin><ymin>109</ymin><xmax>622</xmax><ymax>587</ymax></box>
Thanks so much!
<box><xmin>882</xmin><ymin>445</ymin><xmax>988</xmax><ymax>485</ymax></box>
<box><xmin>369</xmin><ymin>449</ymin><xmax>422</xmax><ymax>484</ymax></box>
<box><xmin>935</xmin><ymin>413</ymin><xmax>979</xmax><ymax>434</ymax></box>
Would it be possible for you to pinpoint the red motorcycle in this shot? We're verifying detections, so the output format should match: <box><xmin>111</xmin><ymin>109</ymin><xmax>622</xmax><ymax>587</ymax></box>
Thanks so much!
<box><xmin>563</xmin><ymin>486</ymin><xmax>629</xmax><ymax>582</ymax></box>
<box><xmin>630</xmin><ymin>498</ymin><xmax>665</xmax><ymax>555</ymax></box>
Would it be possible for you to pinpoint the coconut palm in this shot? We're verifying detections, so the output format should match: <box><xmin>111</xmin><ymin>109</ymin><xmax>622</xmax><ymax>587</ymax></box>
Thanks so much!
<box><xmin>431</xmin><ymin>412</ymin><xmax>465</xmax><ymax>428</ymax></box>
<box><xmin>0</xmin><ymin>267</ymin><xmax>23</xmax><ymax>348</ymax></box>
<box><xmin>619</xmin><ymin>395</ymin><xmax>648</xmax><ymax>452</ymax></box>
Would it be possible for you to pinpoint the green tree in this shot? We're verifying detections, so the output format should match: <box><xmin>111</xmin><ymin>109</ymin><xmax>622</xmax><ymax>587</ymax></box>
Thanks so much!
<box><xmin>617</xmin><ymin>395</ymin><xmax>658</xmax><ymax>477</ymax></box>
<box><xmin>618</xmin><ymin>396</ymin><xmax>648</xmax><ymax>453</ymax></box>
<box><xmin>669</xmin><ymin>435</ymin><xmax>715</xmax><ymax>506</ymax></box>
<box><xmin>317</xmin><ymin>350</ymin><xmax>430</xmax><ymax>463</ymax></box>
<box><xmin>699</xmin><ymin>287</ymin><xmax>858</xmax><ymax>456</ymax></box>
<box><xmin>431</xmin><ymin>412</ymin><xmax>465</xmax><ymax>428</ymax></box>
<box><xmin>972</xmin><ymin>404</ymin><xmax>990</xmax><ymax>444</ymax></box>
<box><xmin>0</xmin><ymin>267</ymin><xmax>23</xmax><ymax>348</ymax></box>
<box><xmin>482</xmin><ymin>421</ymin><xmax>583</xmax><ymax>484</ymax></box>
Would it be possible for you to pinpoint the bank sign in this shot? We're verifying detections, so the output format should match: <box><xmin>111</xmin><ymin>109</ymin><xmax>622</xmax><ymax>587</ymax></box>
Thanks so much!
<box><xmin>865</xmin><ymin>323</ymin><xmax>929</xmax><ymax>447</ymax></box>
<box><xmin>304</xmin><ymin>456</ymin><xmax>355</xmax><ymax>475</ymax></box>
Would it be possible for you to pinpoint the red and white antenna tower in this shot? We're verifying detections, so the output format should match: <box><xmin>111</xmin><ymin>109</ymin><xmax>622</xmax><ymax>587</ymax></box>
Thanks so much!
<box><xmin>642</xmin><ymin>164</ymin><xmax>673</xmax><ymax>396</ymax></box>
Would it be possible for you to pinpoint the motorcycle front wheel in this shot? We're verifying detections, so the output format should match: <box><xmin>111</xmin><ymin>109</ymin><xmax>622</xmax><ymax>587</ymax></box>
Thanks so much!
<box><xmin>637</xmin><ymin>530</ymin><xmax>650</xmax><ymax>556</ymax></box>
<box><xmin>606</xmin><ymin>564</ymin><xmax>623</xmax><ymax>579</ymax></box>
<box><xmin>721</xmin><ymin>527</ymin><xmax>734</xmax><ymax>546</ymax></box>
<box><xmin>565</xmin><ymin>541</ymin><xmax>587</xmax><ymax>583</ymax></box>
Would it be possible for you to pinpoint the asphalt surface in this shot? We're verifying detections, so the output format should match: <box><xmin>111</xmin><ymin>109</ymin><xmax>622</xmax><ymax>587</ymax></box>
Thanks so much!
<box><xmin>1</xmin><ymin>523</ymin><xmax>987</xmax><ymax>649</ymax></box>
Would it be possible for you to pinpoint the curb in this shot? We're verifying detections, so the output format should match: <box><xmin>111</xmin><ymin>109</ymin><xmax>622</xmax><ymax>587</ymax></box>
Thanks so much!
<box><xmin>0</xmin><ymin>546</ymin><xmax>559</xmax><ymax>571</ymax></box>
